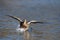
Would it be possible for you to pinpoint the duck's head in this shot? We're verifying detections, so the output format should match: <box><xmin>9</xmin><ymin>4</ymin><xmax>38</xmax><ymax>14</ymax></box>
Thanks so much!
<box><xmin>23</xmin><ymin>19</ymin><xmax>27</xmax><ymax>24</ymax></box>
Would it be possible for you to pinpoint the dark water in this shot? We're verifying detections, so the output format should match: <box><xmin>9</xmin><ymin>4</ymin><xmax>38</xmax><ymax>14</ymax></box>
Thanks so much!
<box><xmin>0</xmin><ymin>0</ymin><xmax>60</xmax><ymax>40</ymax></box>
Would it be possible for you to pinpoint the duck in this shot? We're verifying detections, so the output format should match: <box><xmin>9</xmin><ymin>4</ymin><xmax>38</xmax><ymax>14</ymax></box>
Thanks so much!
<box><xmin>7</xmin><ymin>15</ymin><xmax>44</xmax><ymax>32</ymax></box>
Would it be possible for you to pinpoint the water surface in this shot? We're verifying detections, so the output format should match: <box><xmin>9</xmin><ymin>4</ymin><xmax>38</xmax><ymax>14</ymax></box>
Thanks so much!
<box><xmin>0</xmin><ymin>0</ymin><xmax>60</xmax><ymax>40</ymax></box>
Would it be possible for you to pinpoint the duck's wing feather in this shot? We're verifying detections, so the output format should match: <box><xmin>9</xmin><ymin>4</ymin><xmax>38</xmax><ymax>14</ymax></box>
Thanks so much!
<box><xmin>6</xmin><ymin>15</ymin><xmax>22</xmax><ymax>22</ymax></box>
<box><xmin>28</xmin><ymin>20</ymin><xmax>44</xmax><ymax>24</ymax></box>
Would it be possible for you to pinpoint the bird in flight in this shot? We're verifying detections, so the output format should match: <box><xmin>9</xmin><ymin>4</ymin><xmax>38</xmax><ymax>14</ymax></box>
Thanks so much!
<box><xmin>6</xmin><ymin>15</ymin><xmax>45</xmax><ymax>32</ymax></box>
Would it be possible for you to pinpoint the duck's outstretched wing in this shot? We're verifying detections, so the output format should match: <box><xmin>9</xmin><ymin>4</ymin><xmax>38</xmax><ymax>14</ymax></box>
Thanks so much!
<box><xmin>6</xmin><ymin>15</ymin><xmax>22</xmax><ymax>22</ymax></box>
<box><xmin>28</xmin><ymin>20</ymin><xmax>44</xmax><ymax>24</ymax></box>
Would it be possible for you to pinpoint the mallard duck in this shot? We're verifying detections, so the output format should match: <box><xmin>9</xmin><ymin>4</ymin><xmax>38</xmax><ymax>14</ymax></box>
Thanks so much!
<box><xmin>7</xmin><ymin>15</ymin><xmax>44</xmax><ymax>32</ymax></box>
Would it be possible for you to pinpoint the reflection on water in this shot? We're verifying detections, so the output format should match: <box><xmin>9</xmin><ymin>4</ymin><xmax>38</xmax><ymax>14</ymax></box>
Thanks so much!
<box><xmin>24</xmin><ymin>31</ymin><xmax>32</xmax><ymax>40</ymax></box>
<box><xmin>0</xmin><ymin>29</ymin><xmax>42</xmax><ymax>40</ymax></box>
<box><xmin>0</xmin><ymin>27</ymin><xmax>60</xmax><ymax>40</ymax></box>
<box><xmin>0</xmin><ymin>28</ymin><xmax>44</xmax><ymax>40</ymax></box>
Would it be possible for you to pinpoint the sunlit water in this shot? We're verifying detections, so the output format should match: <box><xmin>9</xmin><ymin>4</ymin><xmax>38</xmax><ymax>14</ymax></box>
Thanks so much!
<box><xmin>0</xmin><ymin>0</ymin><xmax>60</xmax><ymax>40</ymax></box>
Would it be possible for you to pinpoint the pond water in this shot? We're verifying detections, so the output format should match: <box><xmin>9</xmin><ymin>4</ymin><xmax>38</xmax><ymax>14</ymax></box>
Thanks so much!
<box><xmin>0</xmin><ymin>0</ymin><xmax>60</xmax><ymax>40</ymax></box>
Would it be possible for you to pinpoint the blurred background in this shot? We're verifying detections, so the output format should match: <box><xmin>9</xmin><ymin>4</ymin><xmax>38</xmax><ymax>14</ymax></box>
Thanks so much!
<box><xmin>0</xmin><ymin>0</ymin><xmax>60</xmax><ymax>40</ymax></box>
